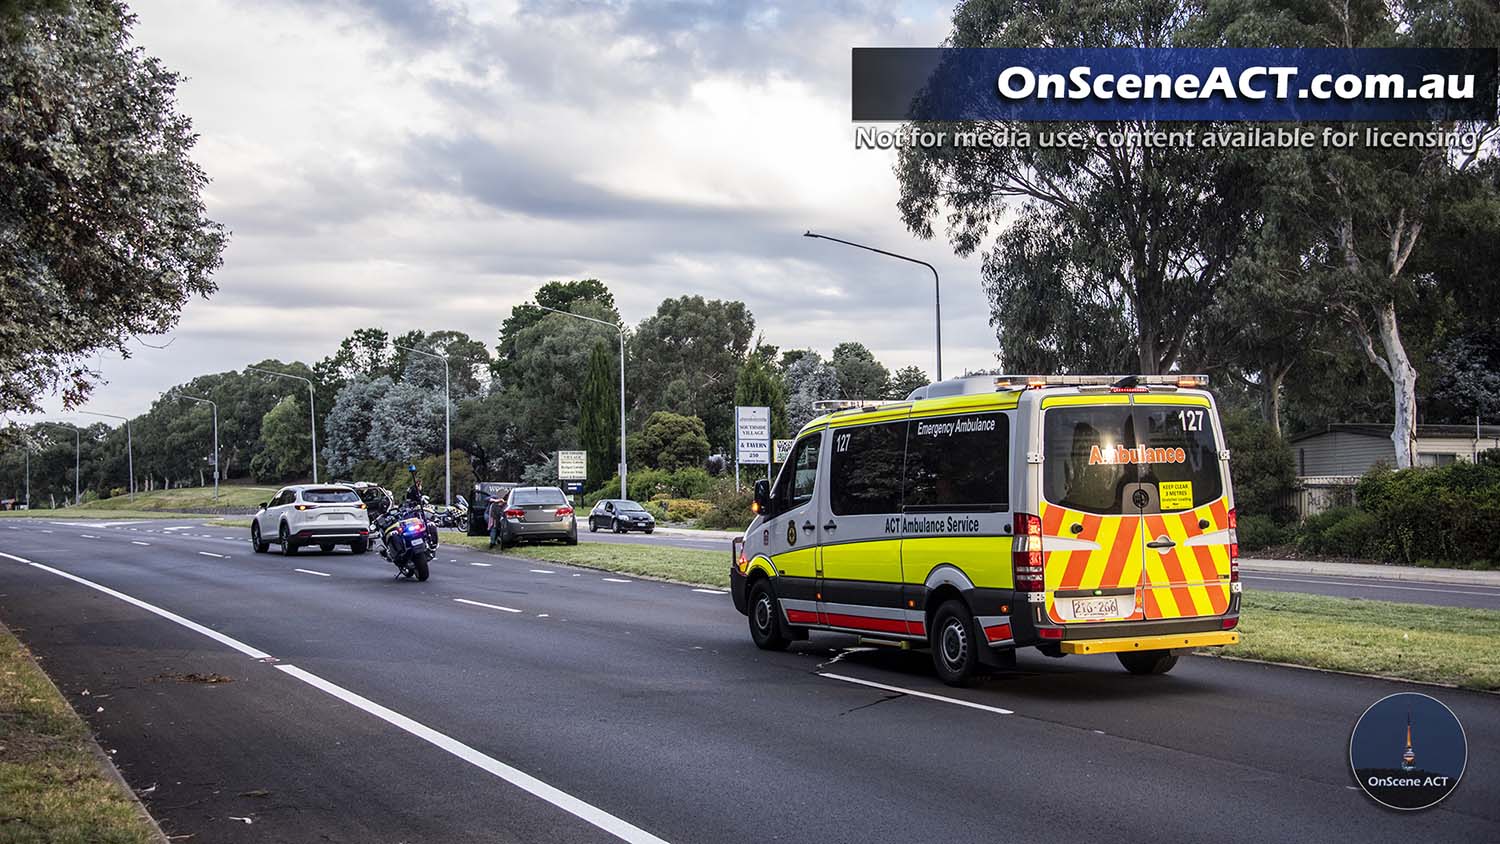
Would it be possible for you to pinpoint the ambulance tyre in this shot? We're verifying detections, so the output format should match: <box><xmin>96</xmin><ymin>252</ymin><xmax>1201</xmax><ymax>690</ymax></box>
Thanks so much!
<box><xmin>747</xmin><ymin>580</ymin><xmax>790</xmax><ymax>651</ymax></box>
<box><xmin>931</xmin><ymin>600</ymin><xmax>980</xmax><ymax>687</ymax></box>
<box><xmin>1117</xmin><ymin>650</ymin><xmax>1178</xmax><ymax>675</ymax></box>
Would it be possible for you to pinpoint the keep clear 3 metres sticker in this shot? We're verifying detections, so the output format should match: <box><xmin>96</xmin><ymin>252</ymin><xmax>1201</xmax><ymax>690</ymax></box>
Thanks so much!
<box><xmin>1350</xmin><ymin>692</ymin><xmax>1467</xmax><ymax>811</ymax></box>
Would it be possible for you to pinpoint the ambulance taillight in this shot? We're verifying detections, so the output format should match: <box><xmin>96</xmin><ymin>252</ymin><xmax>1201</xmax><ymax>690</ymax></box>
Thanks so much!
<box><xmin>1228</xmin><ymin>507</ymin><xmax>1240</xmax><ymax>582</ymax></box>
<box><xmin>1013</xmin><ymin>513</ymin><xmax>1045</xmax><ymax>598</ymax></box>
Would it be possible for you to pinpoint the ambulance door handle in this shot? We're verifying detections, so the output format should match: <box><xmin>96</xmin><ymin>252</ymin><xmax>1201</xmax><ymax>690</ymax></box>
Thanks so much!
<box><xmin>1146</xmin><ymin>537</ymin><xmax>1176</xmax><ymax>550</ymax></box>
<box><xmin>802</xmin><ymin>521</ymin><xmax>816</xmax><ymax>533</ymax></box>
<box><xmin>823</xmin><ymin>520</ymin><xmax>837</xmax><ymax>532</ymax></box>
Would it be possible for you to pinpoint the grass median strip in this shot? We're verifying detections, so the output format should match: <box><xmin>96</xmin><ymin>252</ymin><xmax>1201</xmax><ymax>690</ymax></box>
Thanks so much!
<box><xmin>447</xmin><ymin>536</ymin><xmax>731</xmax><ymax>588</ymax></box>
<box><xmin>0</xmin><ymin>623</ymin><xmax>161</xmax><ymax>844</ymax></box>
<box><xmin>453</xmin><ymin>538</ymin><xmax>1500</xmax><ymax>690</ymax></box>
<box><xmin>1222</xmin><ymin>590</ymin><xmax>1500</xmax><ymax>691</ymax></box>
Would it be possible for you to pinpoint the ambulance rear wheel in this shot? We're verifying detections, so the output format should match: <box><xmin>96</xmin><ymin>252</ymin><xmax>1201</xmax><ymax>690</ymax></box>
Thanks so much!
<box><xmin>931</xmin><ymin>600</ymin><xmax>980</xmax><ymax>687</ymax></box>
<box><xmin>748</xmin><ymin>580</ymin><xmax>789</xmax><ymax>651</ymax></box>
<box><xmin>1118</xmin><ymin>650</ymin><xmax>1178</xmax><ymax>675</ymax></box>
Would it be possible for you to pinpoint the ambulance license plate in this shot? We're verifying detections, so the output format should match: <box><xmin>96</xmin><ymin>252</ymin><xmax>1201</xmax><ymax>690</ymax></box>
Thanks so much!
<box><xmin>1069</xmin><ymin>597</ymin><xmax>1121</xmax><ymax>619</ymax></box>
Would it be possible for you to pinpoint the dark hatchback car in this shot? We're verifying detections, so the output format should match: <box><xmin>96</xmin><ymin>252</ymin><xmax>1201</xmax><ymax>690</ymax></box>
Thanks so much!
<box><xmin>494</xmin><ymin>486</ymin><xmax>577</xmax><ymax>546</ymax></box>
<box><xmin>588</xmin><ymin>499</ymin><xmax>656</xmax><ymax>533</ymax></box>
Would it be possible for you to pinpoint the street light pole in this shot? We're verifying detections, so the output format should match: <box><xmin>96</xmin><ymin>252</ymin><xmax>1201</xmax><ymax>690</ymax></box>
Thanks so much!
<box><xmin>171</xmin><ymin>393</ymin><xmax>219</xmax><ymax>501</ymax></box>
<box><xmin>40</xmin><ymin>422</ymin><xmax>80</xmax><ymax>506</ymax></box>
<box><xmin>395</xmin><ymin>344</ymin><xmax>451</xmax><ymax>507</ymax></box>
<box><xmin>79</xmin><ymin>410</ymin><xmax>133</xmax><ymax>502</ymax></box>
<box><xmin>248</xmin><ymin>367</ymin><xmax>319</xmax><ymax>482</ymax></box>
<box><xmin>803</xmin><ymin>230</ymin><xmax>943</xmax><ymax>382</ymax></box>
<box><xmin>538</xmin><ymin>306</ymin><xmax>629</xmax><ymax>498</ymax></box>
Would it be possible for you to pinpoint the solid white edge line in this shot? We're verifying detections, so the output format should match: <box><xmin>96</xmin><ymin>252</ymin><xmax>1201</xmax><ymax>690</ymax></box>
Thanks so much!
<box><xmin>602</xmin><ymin>578</ymin><xmax>632</xmax><ymax>583</ymax></box>
<box><xmin>691</xmin><ymin>589</ymin><xmax>727</xmax><ymax>595</ymax></box>
<box><xmin>818</xmin><ymin>672</ymin><xmax>1014</xmax><ymax>715</ymax></box>
<box><xmin>0</xmin><ymin>550</ymin><xmax>668</xmax><ymax>844</ymax></box>
<box><xmin>0</xmin><ymin>552</ymin><xmax>271</xmax><ymax>660</ymax></box>
<box><xmin>274</xmin><ymin>664</ymin><xmax>670</xmax><ymax>844</ymax></box>
<box><xmin>294</xmin><ymin>568</ymin><xmax>331</xmax><ymax>577</ymax></box>
<box><xmin>454</xmin><ymin>598</ymin><xmax>522</xmax><ymax>614</ymax></box>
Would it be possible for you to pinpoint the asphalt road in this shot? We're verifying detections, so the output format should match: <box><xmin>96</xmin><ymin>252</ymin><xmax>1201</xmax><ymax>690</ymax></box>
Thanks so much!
<box><xmin>0</xmin><ymin>517</ymin><xmax>1496</xmax><ymax>843</ymax></box>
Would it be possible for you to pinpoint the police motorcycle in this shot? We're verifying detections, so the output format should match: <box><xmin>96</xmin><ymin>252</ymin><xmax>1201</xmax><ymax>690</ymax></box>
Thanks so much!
<box><xmin>373</xmin><ymin>467</ymin><xmax>439</xmax><ymax>581</ymax></box>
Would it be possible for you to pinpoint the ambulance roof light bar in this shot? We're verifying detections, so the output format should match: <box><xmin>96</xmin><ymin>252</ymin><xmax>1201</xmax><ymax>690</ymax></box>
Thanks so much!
<box><xmin>991</xmin><ymin>374</ymin><xmax>1209</xmax><ymax>390</ymax></box>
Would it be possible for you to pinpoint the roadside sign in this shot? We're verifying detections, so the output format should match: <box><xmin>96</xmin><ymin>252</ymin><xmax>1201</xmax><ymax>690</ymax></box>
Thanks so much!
<box><xmin>558</xmin><ymin>450</ymin><xmax>587</xmax><ymax>480</ymax></box>
<box><xmin>563</xmin><ymin>481</ymin><xmax>584</xmax><ymax>494</ymax></box>
<box><xmin>736</xmin><ymin>406</ymin><xmax>770</xmax><ymax>463</ymax></box>
<box><xmin>773</xmin><ymin>438</ymin><xmax>795</xmax><ymax>464</ymax></box>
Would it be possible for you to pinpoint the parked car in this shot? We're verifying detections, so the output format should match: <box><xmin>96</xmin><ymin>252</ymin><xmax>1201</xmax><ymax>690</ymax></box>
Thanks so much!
<box><xmin>588</xmin><ymin>499</ymin><xmax>656</xmax><ymax>534</ymax></box>
<box><xmin>251</xmin><ymin>484</ymin><xmax>370</xmax><ymax>555</ymax></box>
<box><xmin>467</xmin><ymin>481</ymin><xmax>519</xmax><ymax>536</ymax></box>
<box><xmin>493</xmin><ymin>486</ymin><xmax>577</xmax><ymax>546</ymax></box>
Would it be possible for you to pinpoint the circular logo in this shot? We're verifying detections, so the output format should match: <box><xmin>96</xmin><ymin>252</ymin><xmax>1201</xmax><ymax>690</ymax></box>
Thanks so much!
<box><xmin>1350</xmin><ymin>692</ymin><xmax>1466</xmax><ymax>811</ymax></box>
<box><xmin>786</xmin><ymin>521</ymin><xmax>797</xmax><ymax>546</ymax></box>
<box><xmin>1131</xmin><ymin>488</ymin><xmax>1150</xmax><ymax>509</ymax></box>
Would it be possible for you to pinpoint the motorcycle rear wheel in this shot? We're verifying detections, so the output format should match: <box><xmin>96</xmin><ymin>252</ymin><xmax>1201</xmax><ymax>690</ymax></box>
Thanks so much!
<box><xmin>415</xmin><ymin>556</ymin><xmax>430</xmax><ymax>582</ymax></box>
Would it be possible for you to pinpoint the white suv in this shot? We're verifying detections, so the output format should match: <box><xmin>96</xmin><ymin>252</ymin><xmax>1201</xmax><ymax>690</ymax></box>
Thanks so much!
<box><xmin>251</xmin><ymin>484</ymin><xmax>371</xmax><ymax>555</ymax></box>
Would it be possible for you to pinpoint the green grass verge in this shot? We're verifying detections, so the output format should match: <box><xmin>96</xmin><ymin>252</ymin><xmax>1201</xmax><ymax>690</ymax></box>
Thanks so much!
<box><xmin>0</xmin><ymin>624</ymin><xmax>160</xmax><ymax>844</ymax></box>
<box><xmin>0</xmin><ymin>509</ymin><xmax>219</xmax><ymax>520</ymax></box>
<box><xmin>451</xmin><ymin>539</ymin><xmax>1500</xmax><ymax>690</ymax></box>
<box><xmin>446</xmin><ymin>535</ymin><xmax>732</xmax><ymax>587</ymax></box>
<box><xmin>1224</xmin><ymin>590</ymin><xmax>1500</xmax><ymax>691</ymax></box>
<box><xmin>14</xmin><ymin>486</ymin><xmax>274</xmax><ymax>515</ymax></box>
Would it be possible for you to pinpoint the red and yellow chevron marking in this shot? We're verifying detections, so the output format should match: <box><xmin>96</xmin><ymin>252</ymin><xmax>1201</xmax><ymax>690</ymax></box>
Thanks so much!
<box><xmin>1140</xmin><ymin>499</ymin><xmax>1232</xmax><ymax>620</ymax></box>
<box><xmin>1039</xmin><ymin>498</ymin><xmax>1231</xmax><ymax>623</ymax></box>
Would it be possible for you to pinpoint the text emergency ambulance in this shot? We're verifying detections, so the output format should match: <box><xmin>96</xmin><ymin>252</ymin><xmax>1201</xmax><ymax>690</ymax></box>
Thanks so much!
<box><xmin>730</xmin><ymin>374</ymin><xmax>1241</xmax><ymax>686</ymax></box>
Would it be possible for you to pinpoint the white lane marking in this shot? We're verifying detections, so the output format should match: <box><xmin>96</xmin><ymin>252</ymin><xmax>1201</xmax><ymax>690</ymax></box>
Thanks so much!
<box><xmin>537</xmin><ymin>613</ymin><xmax>550</xmax><ymax>618</ymax></box>
<box><xmin>1243</xmin><ymin>574</ymin><xmax>1500</xmax><ymax>598</ymax></box>
<box><xmin>602</xmin><ymin>578</ymin><xmax>632</xmax><ymax>583</ymax></box>
<box><xmin>692</xmin><ymin>589</ymin><xmax>727</xmax><ymax>595</ymax></box>
<box><xmin>198</xmin><ymin>551</ymin><xmax>227</xmax><ymax>559</ymax></box>
<box><xmin>0</xmin><ymin>552</ymin><xmax>271</xmax><ymax>660</ymax></box>
<box><xmin>40</xmin><ymin>529</ymin><xmax>52</xmax><ymax>534</ymax></box>
<box><xmin>276</xmin><ymin>665</ymin><xmax>670</xmax><ymax>844</ymax></box>
<box><xmin>79</xmin><ymin>534</ymin><xmax>97</xmax><ymax>539</ymax></box>
<box><xmin>162</xmin><ymin>526</ymin><xmax>191</xmax><ymax>532</ymax></box>
<box><xmin>454</xmin><ymin>598</ymin><xmax>522</xmax><ymax>614</ymax></box>
<box><xmin>818</xmin><ymin>673</ymin><xmax>1014</xmax><ymax>715</ymax></box>
<box><xmin>131</xmin><ymin>541</ymin><xmax>151</xmax><ymax>546</ymax></box>
<box><xmin>470</xmin><ymin>562</ymin><xmax>492</xmax><ymax>567</ymax></box>
<box><xmin>222</xmin><ymin>536</ymin><xmax>235</xmax><ymax>540</ymax></box>
<box><xmin>529</xmin><ymin>569</ymin><xmax>555</xmax><ymax>574</ymax></box>
<box><xmin>294</xmin><ymin>568</ymin><xmax>331</xmax><ymax>577</ymax></box>
<box><xmin>0</xmin><ymin>550</ymin><xmax>669</xmax><ymax>844</ymax></box>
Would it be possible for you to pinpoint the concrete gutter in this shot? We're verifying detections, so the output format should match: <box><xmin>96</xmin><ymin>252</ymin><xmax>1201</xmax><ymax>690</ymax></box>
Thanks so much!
<box><xmin>1240</xmin><ymin>557</ymin><xmax>1500</xmax><ymax>587</ymax></box>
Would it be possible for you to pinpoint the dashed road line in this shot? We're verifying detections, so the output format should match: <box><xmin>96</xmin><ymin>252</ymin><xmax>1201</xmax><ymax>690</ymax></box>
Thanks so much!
<box><xmin>131</xmin><ymin>540</ymin><xmax>151</xmax><ymax>546</ymax></box>
<box><xmin>691</xmin><ymin>589</ymin><xmax>727</xmax><ymax>595</ymax></box>
<box><xmin>294</xmin><ymin>568</ymin><xmax>331</xmax><ymax>577</ymax></box>
<box><xmin>602</xmin><ymin>578</ymin><xmax>632</xmax><ymax>583</ymax></box>
<box><xmin>454</xmin><ymin>598</ymin><xmax>522</xmax><ymax>614</ymax></box>
<box><xmin>198</xmin><ymin>551</ymin><xmax>227</xmax><ymax>559</ymax></box>
<box><xmin>470</xmin><ymin>562</ymin><xmax>492</xmax><ymax>567</ymax></box>
<box><xmin>818</xmin><ymin>672</ymin><xmax>1014</xmax><ymax>716</ymax></box>
<box><xmin>529</xmin><ymin>569</ymin><xmax>555</xmax><ymax>574</ymax></box>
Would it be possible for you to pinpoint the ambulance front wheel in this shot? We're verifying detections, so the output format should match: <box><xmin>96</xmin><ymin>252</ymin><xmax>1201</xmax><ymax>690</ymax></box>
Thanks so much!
<box><xmin>931</xmin><ymin>600</ymin><xmax>980</xmax><ymax>687</ymax></box>
<box><xmin>1117</xmin><ymin>650</ymin><xmax>1179</xmax><ymax>675</ymax></box>
<box><xmin>748</xmin><ymin>580</ymin><xmax>790</xmax><ymax>651</ymax></box>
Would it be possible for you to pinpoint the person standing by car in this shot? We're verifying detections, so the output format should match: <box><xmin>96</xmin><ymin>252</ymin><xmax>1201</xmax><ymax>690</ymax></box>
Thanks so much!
<box><xmin>487</xmin><ymin>490</ymin><xmax>510</xmax><ymax>548</ymax></box>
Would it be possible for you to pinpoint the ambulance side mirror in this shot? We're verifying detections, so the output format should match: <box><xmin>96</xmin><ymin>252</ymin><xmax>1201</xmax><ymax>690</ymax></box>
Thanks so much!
<box><xmin>752</xmin><ymin>479</ymin><xmax>773</xmax><ymax>518</ymax></box>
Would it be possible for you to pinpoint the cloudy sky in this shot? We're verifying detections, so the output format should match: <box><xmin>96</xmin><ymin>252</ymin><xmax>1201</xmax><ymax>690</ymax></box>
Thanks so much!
<box><xmin>33</xmin><ymin>0</ymin><xmax>1000</xmax><ymax>422</ymax></box>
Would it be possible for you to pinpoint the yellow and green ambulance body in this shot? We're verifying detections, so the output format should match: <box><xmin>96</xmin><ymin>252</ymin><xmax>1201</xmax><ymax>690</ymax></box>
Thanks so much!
<box><xmin>729</xmin><ymin>374</ymin><xmax>1241</xmax><ymax>685</ymax></box>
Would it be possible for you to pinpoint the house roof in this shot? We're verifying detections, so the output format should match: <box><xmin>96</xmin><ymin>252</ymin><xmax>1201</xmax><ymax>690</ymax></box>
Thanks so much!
<box><xmin>1288</xmin><ymin>423</ymin><xmax>1500</xmax><ymax>444</ymax></box>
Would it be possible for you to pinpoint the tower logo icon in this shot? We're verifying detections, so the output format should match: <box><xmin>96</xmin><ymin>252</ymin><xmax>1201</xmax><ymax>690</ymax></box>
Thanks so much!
<box><xmin>1350</xmin><ymin>692</ymin><xmax>1466</xmax><ymax>811</ymax></box>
